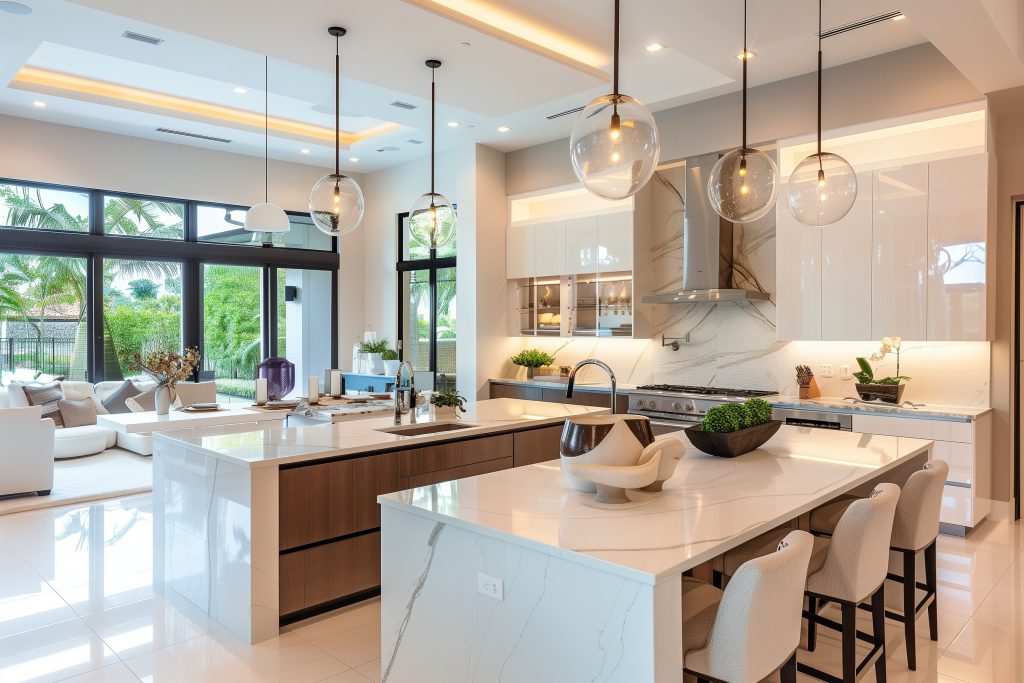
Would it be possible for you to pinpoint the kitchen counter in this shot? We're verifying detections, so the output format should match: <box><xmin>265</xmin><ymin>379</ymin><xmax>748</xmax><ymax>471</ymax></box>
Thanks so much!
<box><xmin>771</xmin><ymin>395</ymin><xmax>991</xmax><ymax>422</ymax></box>
<box><xmin>489</xmin><ymin>376</ymin><xmax>636</xmax><ymax>393</ymax></box>
<box><xmin>379</xmin><ymin>426</ymin><xmax>933</xmax><ymax>682</ymax></box>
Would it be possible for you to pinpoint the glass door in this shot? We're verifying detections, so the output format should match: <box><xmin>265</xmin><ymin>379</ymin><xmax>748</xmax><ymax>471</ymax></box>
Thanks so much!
<box><xmin>201</xmin><ymin>264</ymin><xmax>262</xmax><ymax>402</ymax></box>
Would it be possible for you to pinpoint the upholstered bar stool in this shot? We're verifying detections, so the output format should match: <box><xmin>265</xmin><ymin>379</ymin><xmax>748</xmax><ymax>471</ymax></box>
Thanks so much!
<box><xmin>682</xmin><ymin>530</ymin><xmax>813</xmax><ymax>683</ymax></box>
<box><xmin>718</xmin><ymin>483</ymin><xmax>901</xmax><ymax>683</ymax></box>
<box><xmin>809</xmin><ymin>460</ymin><xmax>948</xmax><ymax>671</ymax></box>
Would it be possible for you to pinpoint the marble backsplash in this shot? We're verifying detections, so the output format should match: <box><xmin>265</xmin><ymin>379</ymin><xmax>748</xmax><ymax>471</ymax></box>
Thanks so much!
<box><xmin>510</xmin><ymin>167</ymin><xmax>991</xmax><ymax>408</ymax></box>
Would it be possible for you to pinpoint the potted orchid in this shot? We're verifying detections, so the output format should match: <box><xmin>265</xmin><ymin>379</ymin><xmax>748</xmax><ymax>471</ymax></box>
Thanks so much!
<box><xmin>853</xmin><ymin>336</ymin><xmax>911</xmax><ymax>404</ymax></box>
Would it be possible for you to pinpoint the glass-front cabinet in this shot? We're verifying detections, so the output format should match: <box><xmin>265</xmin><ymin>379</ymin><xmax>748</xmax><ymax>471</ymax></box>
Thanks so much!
<box><xmin>514</xmin><ymin>272</ymin><xmax>633</xmax><ymax>337</ymax></box>
<box><xmin>515</xmin><ymin>277</ymin><xmax>564</xmax><ymax>336</ymax></box>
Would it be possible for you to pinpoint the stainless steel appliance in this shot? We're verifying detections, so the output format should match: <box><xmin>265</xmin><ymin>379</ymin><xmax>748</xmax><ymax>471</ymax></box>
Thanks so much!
<box><xmin>772</xmin><ymin>408</ymin><xmax>852</xmax><ymax>431</ymax></box>
<box><xmin>628</xmin><ymin>384</ymin><xmax>776</xmax><ymax>435</ymax></box>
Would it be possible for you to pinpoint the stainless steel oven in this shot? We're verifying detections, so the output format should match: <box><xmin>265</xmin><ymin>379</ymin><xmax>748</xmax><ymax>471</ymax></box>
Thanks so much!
<box><xmin>772</xmin><ymin>408</ymin><xmax>852</xmax><ymax>431</ymax></box>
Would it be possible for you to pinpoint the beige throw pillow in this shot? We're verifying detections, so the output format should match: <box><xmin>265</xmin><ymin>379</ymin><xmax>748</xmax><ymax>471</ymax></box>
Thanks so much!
<box><xmin>58</xmin><ymin>398</ymin><xmax>98</xmax><ymax>428</ymax></box>
<box><xmin>126</xmin><ymin>386</ymin><xmax>157</xmax><ymax>412</ymax></box>
<box><xmin>23</xmin><ymin>381</ymin><xmax>65</xmax><ymax>428</ymax></box>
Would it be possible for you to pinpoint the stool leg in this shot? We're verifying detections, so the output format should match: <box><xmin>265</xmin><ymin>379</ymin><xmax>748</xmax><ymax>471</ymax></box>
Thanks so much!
<box><xmin>925</xmin><ymin>540</ymin><xmax>939</xmax><ymax>642</ymax></box>
<box><xmin>780</xmin><ymin>652</ymin><xmax>797</xmax><ymax>683</ymax></box>
<box><xmin>807</xmin><ymin>594</ymin><xmax>818</xmax><ymax>652</ymax></box>
<box><xmin>903</xmin><ymin>549</ymin><xmax>917</xmax><ymax>670</ymax></box>
<box><xmin>842</xmin><ymin>601</ymin><xmax>857</xmax><ymax>683</ymax></box>
<box><xmin>873</xmin><ymin>586</ymin><xmax>888</xmax><ymax>683</ymax></box>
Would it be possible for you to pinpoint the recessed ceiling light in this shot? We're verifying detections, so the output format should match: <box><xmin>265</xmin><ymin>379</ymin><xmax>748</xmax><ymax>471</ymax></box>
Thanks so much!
<box><xmin>0</xmin><ymin>1</ymin><xmax>32</xmax><ymax>15</ymax></box>
<box><xmin>447</xmin><ymin>121</ymin><xmax>459</xmax><ymax>127</ymax></box>
<box><xmin>497</xmin><ymin>126</ymin><xmax>510</xmax><ymax>133</ymax></box>
<box><xmin>300</xmin><ymin>148</ymin><xmax>310</xmax><ymax>154</ymax></box>
<box><xmin>737</xmin><ymin>50</ymin><xmax>755</xmax><ymax>60</ymax></box>
<box><xmin>349</xmin><ymin>157</ymin><xmax>359</xmax><ymax>162</ymax></box>
<box><xmin>31</xmin><ymin>100</ymin><xmax>45</xmax><ymax>108</ymax></box>
<box><xmin>645</xmin><ymin>43</ymin><xmax>665</xmax><ymax>53</ymax></box>
<box><xmin>460</xmin><ymin>41</ymin><xmax>472</xmax><ymax>47</ymax></box>
<box><xmin>892</xmin><ymin>14</ymin><xmax>906</xmax><ymax>21</ymax></box>
<box><xmin>232</xmin><ymin>86</ymin><xmax>248</xmax><ymax>94</ymax></box>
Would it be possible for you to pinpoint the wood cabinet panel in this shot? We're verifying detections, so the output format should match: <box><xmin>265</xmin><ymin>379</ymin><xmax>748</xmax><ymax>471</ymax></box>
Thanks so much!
<box><xmin>377</xmin><ymin>452</ymin><xmax>406</xmax><ymax>495</ymax></box>
<box><xmin>408</xmin><ymin>456</ymin><xmax>514</xmax><ymax>488</ymax></box>
<box><xmin>279</xmin><ymin>463</ymin><xmax>332</xmax><ymax>550</ymax></box>
<box><xmin>279</xmin><ymin>532</ymin><xmax>382</xmax><ymax>615</ymax></box>
<box><xmin>279</xmin><ymin>552</ymin><xmax>305</xmax><ymax>615</ymax></box>
<box><xmin>489</xmin><ymin>383</ymin><xmax>542</xmax><ymax>401</ymax></box>
<box><xmin>513</xmin><ymin>425</ymin><xmax>563</xmax><ymax>467</ymax></box>
<box><xmin>401</xmin><ymin>434</ymin><xmax>514</xmax><ymax>476</ymax></box>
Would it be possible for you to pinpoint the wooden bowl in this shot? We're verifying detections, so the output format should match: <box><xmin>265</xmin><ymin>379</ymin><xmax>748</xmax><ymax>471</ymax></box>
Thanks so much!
<box><xmin>684</xmin><ymin>420</ymin><xmax>782</xmax><ymax>458</ymax></box>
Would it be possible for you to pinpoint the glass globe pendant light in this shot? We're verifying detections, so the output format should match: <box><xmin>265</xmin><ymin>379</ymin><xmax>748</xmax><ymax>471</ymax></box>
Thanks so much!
<box><xmin>245</xmin><ymin>55</ymin><xmax>290</xmax><ymax>246</ymax></box>
<box><xmin>408</xmin><ymin>59</ymin><xmax>456</xmax><ymax>250</ymax></box>
<box><xmin>569</xmin><ymin>0</ymin><xmax>660</xmax><ymax>200</ymax></box>
<box><xmin>707</xmin><ymin>0</ymin><xmax>778</xmax><ymax>223</ymax></box>
<box><xmin>786</xmin><ymin>0</ymin><xmax>857</xmax><ymax>227</ymax></box>
<box><xmin>309</xmin><ymin>26</ymin><xmax>364</xmax><ymax>237</ymax></box>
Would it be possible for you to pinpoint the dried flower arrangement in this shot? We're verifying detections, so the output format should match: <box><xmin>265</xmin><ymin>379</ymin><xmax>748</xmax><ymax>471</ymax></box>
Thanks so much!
<box><xmin>119</xmin><ymin>347</ymin><xmax>202</xmax><ymax>389</ymax></box>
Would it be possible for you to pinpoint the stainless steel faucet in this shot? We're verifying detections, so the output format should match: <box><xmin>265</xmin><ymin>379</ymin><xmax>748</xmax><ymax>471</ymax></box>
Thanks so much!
<box><xmin>394</xmin><ymin>361</ymin><xmax>417</xmax><ymax>425</ymax></box>
<box><xmin>566</xmin><ymin>359</ymin><xmax>617</xmax><ymax>414</ymax></box>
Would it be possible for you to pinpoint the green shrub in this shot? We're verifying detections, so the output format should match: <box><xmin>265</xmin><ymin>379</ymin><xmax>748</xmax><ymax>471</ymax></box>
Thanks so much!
<box><xmin>381</xmin><ymin>349</ymin><xmax>399</xmax><ymax>361</ymax></box>
<box><xmin>701</xmin><ymin>403</ymin><xmax>751</xmax><ymax>433</ymax></box>
<box><xmin>215</xmin><ymin>378</ymin><xmax>256</xmax><ymax>400</ymax></box>
<box><xmin>511</xmin><ymin>348</ymin><xmax>555</xmax><ymax>368</ymax></box>
<box><xmin>745</xmin><ymin>398</ymin><xmax>774</xmax><ymax>426</ymax></box>
<box><xmin>359</xmin><ymin>338</ymin><xmax>391</xmax><ymax>354</ymax></box>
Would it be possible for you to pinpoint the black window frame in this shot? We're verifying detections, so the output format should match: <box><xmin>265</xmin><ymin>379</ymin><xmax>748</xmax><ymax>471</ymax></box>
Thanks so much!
<box><xmin>395</xmin><ymin>212</ymin><xmax>456</xmax><ymax>390</ymax></box>
<box><xmin>0</xmin><ymin>177</ymin><xmax>339</xmax><ymax>383</ymax></box>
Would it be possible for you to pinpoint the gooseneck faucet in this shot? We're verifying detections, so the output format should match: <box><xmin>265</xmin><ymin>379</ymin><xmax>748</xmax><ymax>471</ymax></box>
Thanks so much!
<box><xmin>394</xmin><ymin>360</ymin><xmax>417</xmax><ymax>425</ymax></box>
<box><xmin>566</xmin><ymin>359</ymin><xmax>617</xmax><ymax>414</ymax></box>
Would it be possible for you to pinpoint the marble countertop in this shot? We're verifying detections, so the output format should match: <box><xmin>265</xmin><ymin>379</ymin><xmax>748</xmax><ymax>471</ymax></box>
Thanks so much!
<box><xmin>770</xmin><ymin>396</ymin><xmax>990</xmax><ymax>421</ymax></box>
<box><xmin>152</xmin><ymin>398</ymin><xmax>606</xmax><ymax>469</ymax></box>
<box><xmin>489</xmin><ymin>378</ymin><xmax>637</xmax><ymax>393</ymax></box>
<box><xmin>379</xmin><ymin>426</ymin><xmax>932</xmax><ymax>583</ymax></box>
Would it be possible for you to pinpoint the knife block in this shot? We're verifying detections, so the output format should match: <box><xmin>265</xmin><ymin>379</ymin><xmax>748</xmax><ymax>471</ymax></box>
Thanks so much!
<box><xmin>798</xmin><ymin>378</ymin><xmax>821</xmax><ymax>399</ymax></box>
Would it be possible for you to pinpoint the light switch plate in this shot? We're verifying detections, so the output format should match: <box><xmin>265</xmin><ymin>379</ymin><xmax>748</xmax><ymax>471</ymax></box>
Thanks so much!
<box><xmin>840</xmin><ymin>364</ymin><xmax>851</xmax><ymax>379</ymax></box>
<box><xmin>820</xmin><ymin>364</ymin><xmax>834</xmax><ymax>378</ymax></box>
<box><xmin>478</xmin><ymin>573</ymin><xmax>504</xmax><ymax>601</ymax></box>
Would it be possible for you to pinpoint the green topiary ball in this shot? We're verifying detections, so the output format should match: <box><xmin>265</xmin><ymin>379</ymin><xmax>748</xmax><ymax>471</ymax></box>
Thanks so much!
<box><xmin>745</xmin><ymin>398</ymin><xmax>774</xmax><ymax>426</ymax></box>
<box><xmin>701</xmin><ymin>403</ymin><xmax>752</xmax><ymax>433</ymax></box>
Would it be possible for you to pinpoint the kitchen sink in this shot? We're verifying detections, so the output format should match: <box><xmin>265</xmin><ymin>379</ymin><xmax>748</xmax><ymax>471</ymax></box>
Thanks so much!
<box><xmin>376</xmin><ymin>422</ymin><xmax>477</xmax><ymax>437</ymax></box>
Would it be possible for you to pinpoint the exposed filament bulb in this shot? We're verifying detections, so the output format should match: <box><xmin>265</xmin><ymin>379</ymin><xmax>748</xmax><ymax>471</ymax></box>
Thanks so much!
<box><xmin>738</xmin><ymin>156</ymin><xmax>748</xmax><ymax>178</ymax></box>
<box><xmin>817</xmin><ymin>168</ymin><xmax>826</xmax><ymax>188</ymax></box>
<box><xmin>609</xmin><ymin>111</ymin><xmax>621</xmax><ymax>141</ymax></box>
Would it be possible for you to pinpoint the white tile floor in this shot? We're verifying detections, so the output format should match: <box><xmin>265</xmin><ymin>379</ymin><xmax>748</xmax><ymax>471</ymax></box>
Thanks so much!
<box><xmin>0</xmin><ymin>492</ymin><xmax>1021</xmax><ymax>682</ymax></box>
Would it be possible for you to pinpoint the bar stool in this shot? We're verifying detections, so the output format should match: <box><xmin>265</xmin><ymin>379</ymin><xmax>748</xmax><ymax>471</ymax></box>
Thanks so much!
<box><xmin>719</xmin><ymin>483</ymin><xmax>901</xmax><ymax>683</ymax></box>
<box><xmin>682</xmin><ymin>530</ymin><xmax>813</xmax><ymax>683</ymax></box>
<box><xmin>810</xmin><ymin>460</ymin><xmax>948</xmax><ymax>670</ymax></box>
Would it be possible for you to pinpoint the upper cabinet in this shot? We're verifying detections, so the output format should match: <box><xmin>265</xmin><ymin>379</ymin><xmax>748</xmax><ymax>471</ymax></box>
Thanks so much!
<box><xmin>563</xmin><ymin>216</ymin><xmax>599</xmax><ymax>275</ymax></box>
<box><xmin>821</xmin><ymin>170</ymin><xmax>874</xmax><ymax>341</ymax></box>
<box><xmin>506</xmin><ymin>222</ymin><xmax>536</xmax><ymax>280</ymax></box>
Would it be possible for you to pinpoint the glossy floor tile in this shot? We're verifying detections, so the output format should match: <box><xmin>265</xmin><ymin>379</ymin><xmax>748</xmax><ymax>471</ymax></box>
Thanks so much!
<box><xmin>0</xmin><ymin>491</ymin><xmax>1021</xmax><ymax>682</ymax></box>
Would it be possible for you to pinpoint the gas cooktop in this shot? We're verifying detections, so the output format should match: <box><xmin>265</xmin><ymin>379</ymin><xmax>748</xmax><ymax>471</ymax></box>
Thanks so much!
<box><xmin>634</xmin><ymin>384</ymin><xmax>776</xmax><ymax>398</ymax></box>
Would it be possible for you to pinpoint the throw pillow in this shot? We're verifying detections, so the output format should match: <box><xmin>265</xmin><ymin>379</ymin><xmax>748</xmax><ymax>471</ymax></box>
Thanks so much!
<box><xmin>58</xmin><ymin>398</ymin><xmax>98</xmax><ymax>428</ymax></box>
<box><xmin>5</xmin><ymin>381</ymin><xmax>31</xmax><ymax>408</ymax></box>
<box><xmin>22</xmin><ymin>381</ymin><xmax>65</xmax><ymax>428</ymax></box>
<box><xmin>127</xmin><ymin>385</ymin><xmax>157</xmax><ymax>412</ymax></box>
<box><xmin>101</xmin><ymin>380</ymin><xmax>142</xmax><ymax>414</ymax></box>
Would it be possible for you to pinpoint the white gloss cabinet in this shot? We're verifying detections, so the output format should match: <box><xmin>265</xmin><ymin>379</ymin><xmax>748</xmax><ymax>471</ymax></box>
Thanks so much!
<box><xmin>927</xmin><ymin>154</ymin><xmax>988</xmax><ymax>341</ymax></box>
<box><xmin>533</xmin><ymin>221</ymin><xmax>565</xmax><ymax>277</ymax></box>
<box><xmin>597</xmin><ymin>211</ymin><xmax>633</xmax><ymax>272</ymax></box>
<box><xmin>506</xmin><ymin>223</ymin><xmax>535</xmax><ymax>279</ymax></box>
<box><xmin>872</xmin><ymin>164</ymin><xmax>928</xmax><ymax>339</ymax></box>
<box><xmin>776</xmin><ymin>201</ymin><xmax>822</xmax><ymax>341</ymax></box>
<box><xmin>564</xmin><ymin>216</ymin><xmax>599</xmax><ymax>275</ymax></box>
<box><xmin>821</xmin><ymin>171</ymin><xmax>873</xmax><ymax>340</ymax></box>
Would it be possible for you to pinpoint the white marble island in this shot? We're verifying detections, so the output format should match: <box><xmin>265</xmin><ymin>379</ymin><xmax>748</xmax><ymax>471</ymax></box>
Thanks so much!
<box><xmin>378</xmin><ymin>426</ymin><xmax>934</xmax><ymax>683</ymax></box>
<box><xmin>151</xmin><ymin>398</ymin><xmax>606</xmax><ymax>644</ymax></box>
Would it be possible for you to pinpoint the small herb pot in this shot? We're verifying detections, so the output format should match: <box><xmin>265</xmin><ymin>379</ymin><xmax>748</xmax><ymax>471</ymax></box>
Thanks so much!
<box><xmin>433</xmin><ymin>405</ymin><xmax>458</xmax><ymax>419</ymax></box>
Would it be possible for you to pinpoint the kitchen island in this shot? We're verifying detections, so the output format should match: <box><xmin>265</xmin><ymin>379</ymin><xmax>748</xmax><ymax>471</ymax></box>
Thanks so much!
<box><xmin>151</xmin><ymin>398</ymin><xmax>606</xmax><ymax>644</ymax></box>
<box><xmin>379</xmin><ymin>426</ymin><xmax>934</xmax><ymax>683</ymax></box>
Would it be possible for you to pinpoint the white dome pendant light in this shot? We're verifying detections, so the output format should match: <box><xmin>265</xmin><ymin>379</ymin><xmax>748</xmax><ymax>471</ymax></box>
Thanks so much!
<box><xmin>310</xmin><ymin>26</ymin><xmax>364</xmax><ymax>237</ymax></box>
<box><xmin>786</xmin><ymin>0</ymin><xmax>858</xmax><ymax>227</ymax></box>
<box><xmin>245</xmin><ymin>55</ymin><xmax>290</xmax><ymax>246</ymax></box>
<box><xmin>408</xmin><ymin>59</ymin><xmax>456</xmax><ymax>251</ymax></box>
<box><xmin>569</xmin><ymin>0</ymin><xmax>660</xmax><ymax>200</ymax></box>
<box><xmin>707</xmin><ymin>0</ymin><xmax>778</xmax><ymax>223</ymax></box>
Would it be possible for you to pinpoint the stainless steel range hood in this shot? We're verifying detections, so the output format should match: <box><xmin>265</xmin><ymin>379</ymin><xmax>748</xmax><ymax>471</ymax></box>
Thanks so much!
<box><xmin>643</xmin><ymin>153</ymin><xmax>770</xmax><ymax>304</ymax></box>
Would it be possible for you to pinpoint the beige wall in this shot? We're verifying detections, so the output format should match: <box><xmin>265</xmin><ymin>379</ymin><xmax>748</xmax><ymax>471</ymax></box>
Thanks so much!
<box><xmin>506</xmin><ymin>44</ymin><xmax>981</xmax><ymax>195</ymax></box>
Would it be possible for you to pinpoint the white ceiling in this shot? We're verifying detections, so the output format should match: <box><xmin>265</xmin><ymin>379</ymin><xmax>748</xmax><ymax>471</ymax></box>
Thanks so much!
<box><xmin>0</xmin><ymin>0</ymin><xmax>928</xmax><ymax>172</ymax></box>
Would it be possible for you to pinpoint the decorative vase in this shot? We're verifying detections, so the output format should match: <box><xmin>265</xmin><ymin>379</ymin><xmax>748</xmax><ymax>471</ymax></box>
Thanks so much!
<box><xmin>257</xmin><ymin>357</ymin><xmax>295</xmax><ymax>401</ymax></box>
<box><xmin>559</xmin><ymin>414</ymin><xmax>655</xmax><ymax>492</ymax></box>
<box><xmin>383</xmin><ymin>359</ymin><xmax>401</xmax><ymax>377</ymax></box>
<box><xmin>155</xmin><ymin>385</ymin><xmax>174</xmax><ymax>415</ymax></box>
<box><xmin>368</xmin><ymin>353</ymin><xmax>385</xmax><ymax>375</ymax></box>
<box><xmin>433</xmin><ymin>405</ymin><xmax>457</xmax><ymax>419</ymax></box>
<box><xmin>525</xmin><ymin>366</ymin><xmax>536</xmax><ymax>380</ymax></box>
<box><xmin>684</xmin><ymin>420</ymin><xmax>783</xmax><ymax>458</ymax></box>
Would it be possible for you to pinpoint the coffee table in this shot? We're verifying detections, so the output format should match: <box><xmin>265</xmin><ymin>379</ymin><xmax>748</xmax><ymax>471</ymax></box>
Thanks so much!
<box><xmin>97</xmin><ymin>405</ymin><xmax>285</xmax><ymax>455</ymax></box>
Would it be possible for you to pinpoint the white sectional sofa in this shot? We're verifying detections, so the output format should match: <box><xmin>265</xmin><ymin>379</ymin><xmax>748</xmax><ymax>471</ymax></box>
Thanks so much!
<box><xmin>0</xmin><ymin>380</ymin><xmax>148</xmax><ymax>459</ymax></box>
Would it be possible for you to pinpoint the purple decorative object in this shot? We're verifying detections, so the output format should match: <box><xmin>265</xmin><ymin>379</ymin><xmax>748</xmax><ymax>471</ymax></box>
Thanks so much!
<box><xmin>257</xmin><ymin>357</ymin><xmax>295</xmax><ymax>401</ymax></box>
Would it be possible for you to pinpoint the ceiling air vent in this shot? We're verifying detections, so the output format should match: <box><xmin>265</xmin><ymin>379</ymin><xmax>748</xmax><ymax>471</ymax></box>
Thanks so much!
<box><xmin>406</xmin><ymin>139</ymin><xmax>423</xmax><ymax>145</ymax></box>
<box><xmin>122</xmin><ymin>30</ymin><xmax>164</xmax><ymax>46</ymax></box>
<box><xmin>376</xmin><ymin>146</ymin><xmax>400</xmax><ymax>152</ymax></box>
<box><xmin>546</xmin><ymin>105</ymin><xmax>584</xmax><ymax>120</ymax></box>
<box><xmin>390</xmin><ymin>100</ymin><xmax>417</xmax><ymax>110</ymax></box>
<box><xmin>156</xmin><ymin>127</ymin><xmax>231</xmax><ymax>143</ymax></box>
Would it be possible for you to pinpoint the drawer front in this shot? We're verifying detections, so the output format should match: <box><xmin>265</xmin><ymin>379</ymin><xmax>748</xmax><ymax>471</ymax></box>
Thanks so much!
<box><xmin>851</xmin><ymin>414</ymin><xmax>973</xmax><ymax>443</ymax></box>
<box><xmin>941</xmin><ymin>484</ymin><xmax>974</xmax><ymax>528</ymax></box>
<box><xmin>932</xmin><ymin>441</ymin><xmax>972</xmax><ymax>486</ymax></box>
<box><xmin>402</xmin><ymin>434</ymin><xmax>514</xmax><ymax>476</ymax></box>
<box><xmin>512</xmin><ymin>425</ymin><xmax>563</xmax><ymax>467</ymax></box>
<box><xmin>279</xmin><ymin>531</ymin><xmax>381</xmax><ymax>615</ymax></box>
<box><xmin>408</xmin><ymin>456</ymin><xmax>513</xmax><ymax>488</ymax></box>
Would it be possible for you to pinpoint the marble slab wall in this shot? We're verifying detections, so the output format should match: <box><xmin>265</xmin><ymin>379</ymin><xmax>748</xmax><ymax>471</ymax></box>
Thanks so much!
<box><xmin>509</xmin><ymin>167</ymin><xmax>991</xmax><ymax>407</ymax></box>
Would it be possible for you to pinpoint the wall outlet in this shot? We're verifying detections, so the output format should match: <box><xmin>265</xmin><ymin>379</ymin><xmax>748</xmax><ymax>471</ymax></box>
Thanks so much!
<box><xmin>819</xmin><ymin>364</ymin><xmax>834</xmax><ymax>378</ymax></box>
<box><xmin>478</xmin><ymin>573</ymin><xmax>504</xmax><ymax>601</ymax></box>
<box><xmin>840</xmin><ymin>364</ymin><xmax>851</xmax><ymax>380</ymax></box>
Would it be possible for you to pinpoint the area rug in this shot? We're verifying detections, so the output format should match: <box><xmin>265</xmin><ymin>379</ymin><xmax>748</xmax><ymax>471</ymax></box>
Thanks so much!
<box><xmin>0</xmin><ymin>448</ymin><xmax>152</xmax><ymax>516</ymax></box>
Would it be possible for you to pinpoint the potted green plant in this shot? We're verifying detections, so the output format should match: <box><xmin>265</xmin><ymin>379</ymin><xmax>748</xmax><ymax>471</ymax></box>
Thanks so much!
<box><xmin>510</xmin><ymin>348</ymin><xmax>556</xmax><ymax>380</ymax></box>
<box><xmin>359</xmin><ymin>338</ymin><xmax>391</xmax><ymax>375</ymax></box>
<box><xmin>382</xmin><ymin>348</ymin><xmax>401</xmax><ymax>377</ymax></box>
<box><xmin>853</xmin><ymin>337</ymin><xmax>911</xmax><ymax>404</ymax></box>
<box><xmin>683</xmin><ymin>398</ymin><xmax>781</xmax><ymax>458</ymax></box>
<box><xmin>430</xmin><ymin>390</ymin><xmax>466</xmax><ymax>419</ymax></box>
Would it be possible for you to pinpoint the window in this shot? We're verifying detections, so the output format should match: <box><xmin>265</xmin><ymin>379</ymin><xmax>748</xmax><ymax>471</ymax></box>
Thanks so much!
<box><xmin>276</xmin><ymin>268</ymin><xmax>335</xmax><ymax>395</ymax></box>
<box><xmin>202</xmin><ymin>264</ymin><xmax>262</xmax><ymax>402</ymax></box>
<box><xmin>103</xmin><ymin>194</ymin><xmax>184</xmax><ymax>239</ymax></box>
<box><xmin>397</xmin><ymin>214</ymin><xmax>457</xmax><ymax>392</ymax></box>
<box><xmin>0</xmin><ymin>181</ymin><xmax>89</xmax><ymax>233</ymax></box>
<box><xmin>197</xmin><ymin>204</ymin><xmax>334</xmax><ymax>251</ymax></box>
<box><xmin>0</xmin><ymin>253</ymin><xmax>88</xmax><ymax>382</ymax></box>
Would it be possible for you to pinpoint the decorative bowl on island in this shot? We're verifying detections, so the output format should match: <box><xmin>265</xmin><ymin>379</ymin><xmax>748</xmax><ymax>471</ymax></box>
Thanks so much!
<box><xmin>684</xmin><ymin>420</ymin><xmax>782</xmax><ymax>458</ymax></box>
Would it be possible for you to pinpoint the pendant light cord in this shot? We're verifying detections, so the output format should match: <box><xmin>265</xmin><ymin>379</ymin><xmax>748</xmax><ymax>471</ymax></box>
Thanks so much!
<box><xmin>817</xmin><ymin>0</ymin><xmax>823</xmax><ymax>158</ymax></box>
<box><xmin>264</xmin><ymin>55</ymin><xmax>269</xmax><ymax>202</ymax></box>
<box><xmin>612</xmin><ymin>0</ymin><xmax>619</xmax><ymax>97</ymax></box>
<box><xmin>430</xmin><ymin>67</ymin><xmax>435</xmax><ymax>196</ymax></box>
<box><xmin>741</xmin><ymin>0</ymin><xmax>747</xmax><ymax>152</ymax></box>
<box><xmin>335</xmin><ymin>34</ymin><xmax>341</xmax><ymax>176</ymax></box>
